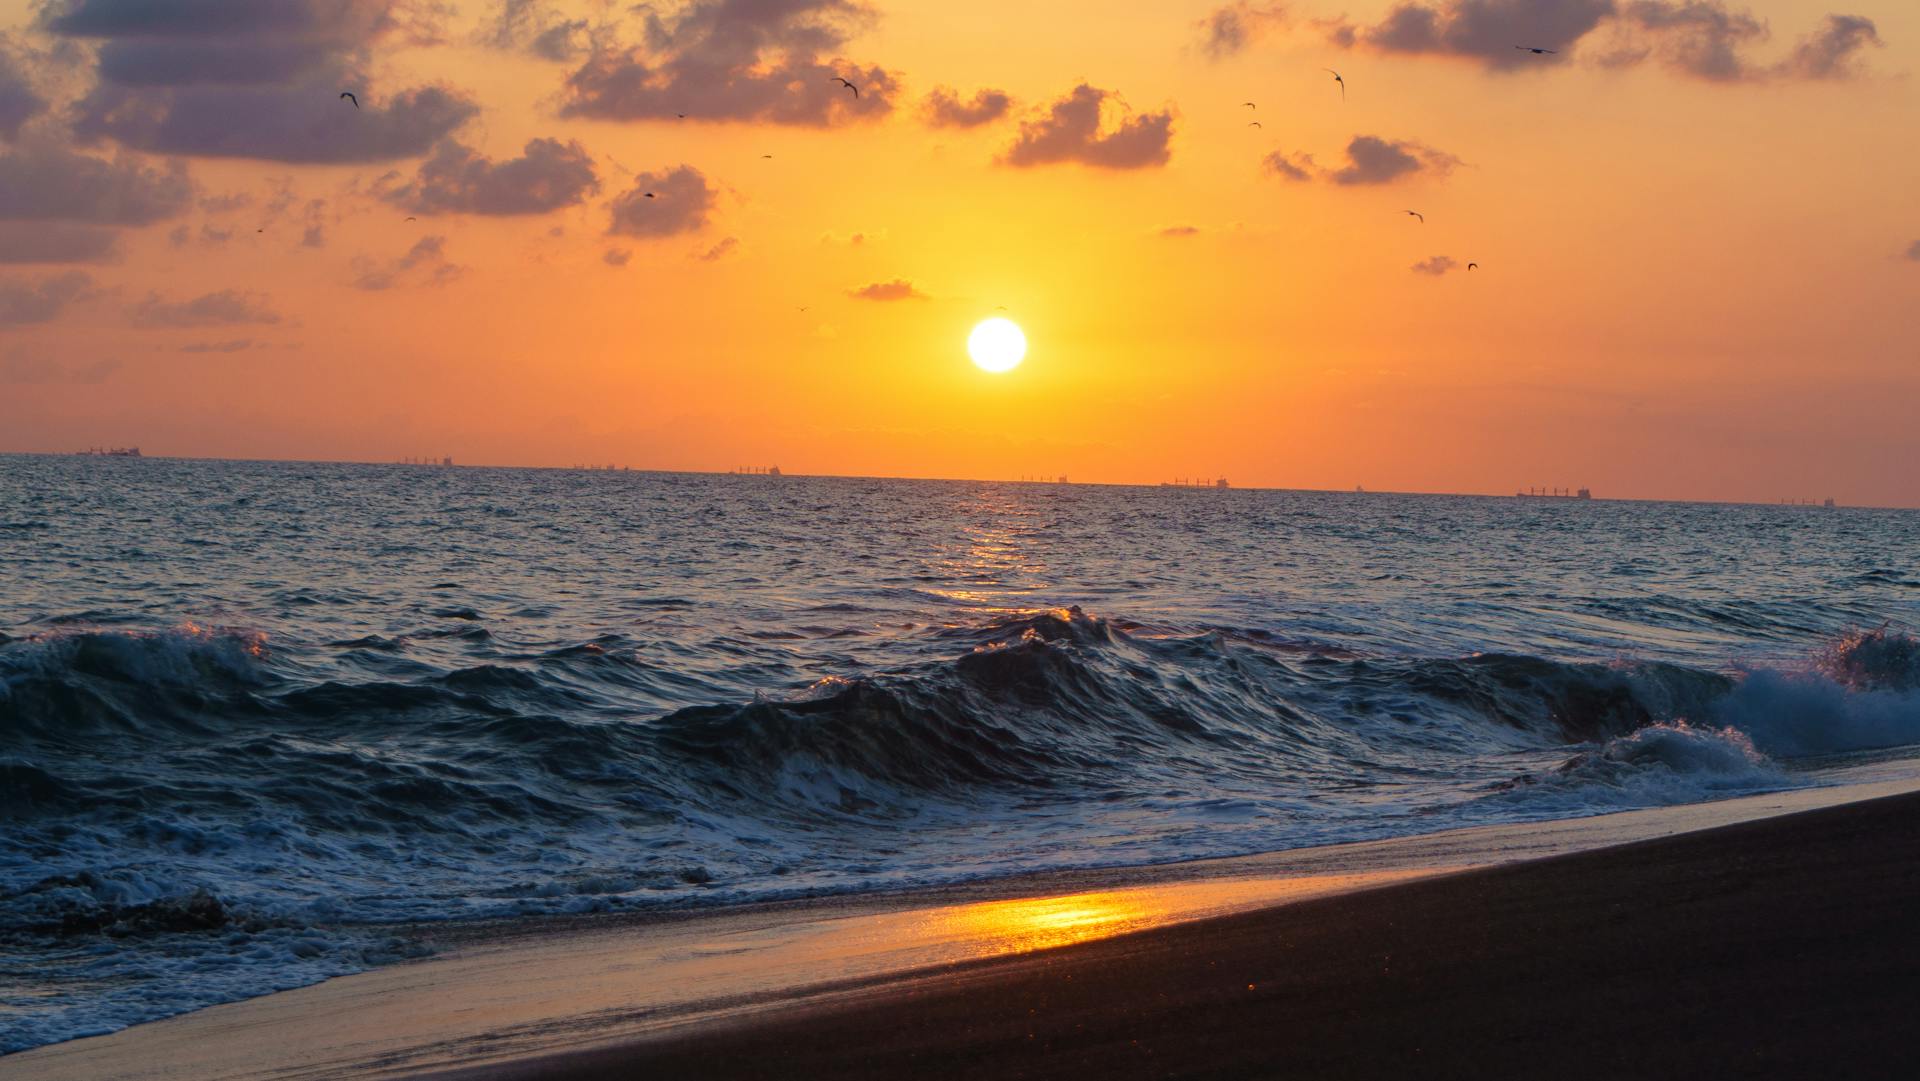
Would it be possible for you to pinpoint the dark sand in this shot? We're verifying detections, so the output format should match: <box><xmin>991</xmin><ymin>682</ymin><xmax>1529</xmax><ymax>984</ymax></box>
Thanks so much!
<box><xmin>445</xmin><ymin>791</ymin><xmax>1920</xmax><ymax>1081</ymax></box>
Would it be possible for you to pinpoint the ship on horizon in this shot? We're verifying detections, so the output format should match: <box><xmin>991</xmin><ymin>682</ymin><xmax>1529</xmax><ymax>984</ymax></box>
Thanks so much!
<box><xmin>76</xmin><ymin>446</ymin><xmax>141</xmax><ymax>458</ymax></box>
<box><xmin>1517</xmin><ymin>486</ymin><xmax>1591</xmax><ymax>500</ymax></box>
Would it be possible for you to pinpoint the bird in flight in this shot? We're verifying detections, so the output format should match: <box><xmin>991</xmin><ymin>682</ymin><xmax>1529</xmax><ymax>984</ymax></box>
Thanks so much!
<box><xmin>675</xmin><ymin>113</ymin><xmax>687</xmax><ymax>119</ymax></box>
<box><xmin>1515</xmin><ymin>46</ymin><xmax>1557</xmax><ymax>55</ymax></box>
<box><xmin>1323</xmin><ymin>69</ymin><xmax>1344</xmax><ymax>100</ymax></box>
<box><xmin>831</xmin><ymin>76</ymin><xmax>859</xmax><ymax>98</ymax></box>
<box><xmin>643</xmin><ymin>192</ymin><xmax>656</xmax><ymax>199</ymax></box>
<box><xmin>1467</xmin><ymin>262</ymin><xmax>1479</xmax><ymax>271</ymax></box>
<box><xmin>798</xmin><ymin>306</ymin><xmax>810</xmax><ymax>312</ymax></box>
<box><xmin>404</xmin><ymin>216</ymin><xmax>417</xmax><ymax>222</ymax></box>
<box><xmin>1242</xmin><ymin>102</ymin><xmax>1257</xmax><ymax>110</ymax></box>
<box><xmin>761</xmin><ymin>154</ymin><xmax>774</xmax><ymax>159</ymax></box>
<box><xmin>1248</xmin><ymin>121</ymin><xmax>1263</xmax><ymax>128</ymax></box>
<box><xmin>1406</xmin><ymin>210</ymin><xmax>1424</xmax><ymax>223</ymax></box>
<box><xmin>339</xmin><ymin>91</ymin><xmax>358</xmax><ymax>108</ymax></box>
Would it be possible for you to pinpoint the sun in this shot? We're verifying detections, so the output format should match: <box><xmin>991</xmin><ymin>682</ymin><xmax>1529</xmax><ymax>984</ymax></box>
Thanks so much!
<box><xmin>968</xmin><ymin>318</ymin><xmax>1027</xmax><ymax>373</ymax></box>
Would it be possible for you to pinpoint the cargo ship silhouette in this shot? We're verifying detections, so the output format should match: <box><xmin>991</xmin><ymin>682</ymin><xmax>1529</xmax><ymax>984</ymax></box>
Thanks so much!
<box><xmin>1516</xmin><ymin>487</ymin><xmax>1591</xmax><ymax>499</ymax></box>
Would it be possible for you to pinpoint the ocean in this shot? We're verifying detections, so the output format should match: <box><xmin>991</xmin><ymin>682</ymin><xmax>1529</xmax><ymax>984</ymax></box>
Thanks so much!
<box><xmin>3</xmin><ymin>454</ymin><xmax>1919</xmax><ymax>1053</ymax></box>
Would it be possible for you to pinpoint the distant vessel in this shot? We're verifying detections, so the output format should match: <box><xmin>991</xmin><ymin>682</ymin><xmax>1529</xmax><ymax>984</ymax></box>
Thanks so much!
<box><xmin>732</xmin><ymin>465</ymin><xmax>782</xmax><ymax>476</ymax></box>
<box><xmin>1517</xmin><ymin>487</ymin><xmax>1591</xmax><ymax>500</ymax></box>
<box><xmin>1161</xmin><ymin>476</ymin><xmax>1228</xmax><ymax>488</ymax></box>
<box><xmin>78</xmin><ymin>446</ymin><xmax>141</xmax><ymax>457</ymax></box>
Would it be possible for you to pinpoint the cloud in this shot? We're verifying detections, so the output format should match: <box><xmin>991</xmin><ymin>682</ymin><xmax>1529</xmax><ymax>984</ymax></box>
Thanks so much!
<box><xmin>169</xmin><ymin>223</ymin><xmax>235</xmax><ymax>247</ymax></box>
<box><xmin>1332</xmin><ymin>135</ymin><xmax>1459</xmax><ymax>184</ymax></box>
<box><xmin>46</xmin><ymin>0</ymin><xmax>476</xmax><ymax>162</ymax></box>
<box><xmin>0</xmin><ymin>38</ymin><xmax>48</xmax><ymax>138</ymax></box>
<box><xmin>0</xmin><ymin>222</ymin><xmax>120</xmax><ymax>263</ymax></box>
<box><xmin>1158</xmin><ymin>224</ymin><xmax>1202</xmax><ymax>237</ymax></box>
<box><xmin>0</xmin><ymin>144</ymin><xmax>192</xmax><ymax>224</ymax></box>
<box><xmin>606</xmin><ymin>166</ymin><xmax>715</xmax><ymax>238</ymax></box>
<box><xmin>1906</xmin><ymin>240</ymin><xmax>1920</xmax><ymax>262</ymax></box>
<box><xmin>695</xmin><ymin>236</ymin><xmax>738</xmax><ymax>262</ymax></box>
<box><xmin>352</xmin><ymin>234</ymin><xmax>463</xmax><ymax>290</ymax></box>
<box><xmin>198</xmin><ymin>191</ymin><xmax>254</xmax><ymax>214</ymax></box>
<box><xmin>130</xmin><ymin>289</ymin><xmax>281</xmax><ymax>327</ymax></box>
<box><xmin>0</xmin><ymin>272</ymin><xmax>92</xmax><ymax>325</ymax></box>
<box><xmin>603</xmin><ymin>247</ymin><xmax>631</xmax><ymax>267</ymax></box>
<box><xmin>477</xmin><ymin>0</ymin><xmax>592</xmax><ymax>61</ymax></box>
<box><xmin>922</xmin><ymin>86</ymin><xmax>1012</xmax><ymax>128</ymax></box>
<box><xmin>1606</xmin><ymin>1</ymin><xmax>1767</xmax><ymax>80</ymax></box>
<box><xmin>379</xmin><ymin>138</ymin><xmax>600</xmax><ymax>216</ymax></box>
<box><xmin>1267</xmin><ymin>135</ymin><xmax>1461</xmax><ymax>184</ymax></box>
<box><xmin>1196</xmin><ymin>2</ymin><xmax>1289</xmax><ymax>60</ymax></box>
<box><xmin>847</xmin><ymin>279</ymin><xmax>926</xmax><ymax>301</ymax></box>
<box><xmin>1336</xmin><ymin>0</ymin><xmax>1614</xmax><ymax>68</ymax></box>
<box><xmin>300</xmin><ymin>198</ymin><xmax>328</xmax><ymax>247</ymax></box>
<box><xmin>1598</xmin><ymin>5</ymin><xmax>1885</xmax><ymax>81</ymax></box>
<box><xmin>71</xmin><ymin>79</ymin><xmax>479</xmax><ymax>164</ymax></box>
<box><xmin>1334</xmin><ymin>1</ymin><xmax>1884</xmax><ymax>81</ymax></box>
<box><xmin>1262</xmin><ymin>150</ymin><xmax>1316</xmax><ymax>181</ymax></box>
<box><xmin>0</xmin><ymin>348</ymin><xmax>119</xmax><ymax>384</ymax></box>
<box><xmin>559</xmin><ymin>0</ymin><xmax>898</xmax><ymax>126</ymax></box>
<box><xmin>1411</xmin><ymin>255</ymin><xmax>1458</xmax><ymax>274</ymax></box>
<box><xmin>1780</xmin><ymin>14</ymin><xmax>1882</xmax><ymax>79</ymax></box>
<box><xmin>1003</xmin><ymin>84</ymin><xmax>1174</xmax><ymax>170</ymax></box>
<box><xmin>179</xmin><ymin>338</ymin><xmax>255</xmax><ymax>353</ymax></box>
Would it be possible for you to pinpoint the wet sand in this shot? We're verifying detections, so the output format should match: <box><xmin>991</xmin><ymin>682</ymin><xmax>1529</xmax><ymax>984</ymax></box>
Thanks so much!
<box><xmin>8</xmin><ymin>778</ymin><xmax>1918</xmax><ymax>1081</ymax></box>
<box><xmin>447</xmin><ymin>789</ymin><xmax>1920</xmax><ymax>1081</ymax></box>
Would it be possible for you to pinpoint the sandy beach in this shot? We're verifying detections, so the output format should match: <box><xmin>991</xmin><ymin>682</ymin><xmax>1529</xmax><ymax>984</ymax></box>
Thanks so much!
<box><xmin>8</xmin><ymin>775</ymin><xmax>1918</xmax><ymax>1081</ymax></box>
<box><xmin>453</xmin><ymin>786</ymin><xmax>1920</xmax><ymax>1081</ymax></box>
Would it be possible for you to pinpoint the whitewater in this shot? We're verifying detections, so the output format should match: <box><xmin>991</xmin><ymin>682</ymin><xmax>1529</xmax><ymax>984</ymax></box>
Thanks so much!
<box><xmin>3</xmin><ymin>455</ymin><xmax>1919</xmax><ymax>1054</ymax></box>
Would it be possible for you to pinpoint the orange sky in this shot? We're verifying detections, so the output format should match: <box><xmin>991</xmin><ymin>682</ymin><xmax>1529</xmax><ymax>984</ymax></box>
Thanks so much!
<box><xmin>2</xmin><ymin>0</ymin><xmax>1917</xmax><ymax>505</ymax></box>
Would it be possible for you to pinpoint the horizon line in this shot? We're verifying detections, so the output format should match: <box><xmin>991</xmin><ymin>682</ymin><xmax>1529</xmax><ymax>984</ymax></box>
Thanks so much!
<box><xmin>2</xmin><ymin>449</ymin><xmax>1906</xmax><ymax>513</ymax></box>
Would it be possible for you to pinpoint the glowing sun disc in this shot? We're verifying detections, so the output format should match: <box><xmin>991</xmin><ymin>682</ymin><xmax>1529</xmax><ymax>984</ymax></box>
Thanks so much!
<box><xmin>968</xmin><ymin>318</ymin><xmax>1027</xmax><ymax>373</ymax></box>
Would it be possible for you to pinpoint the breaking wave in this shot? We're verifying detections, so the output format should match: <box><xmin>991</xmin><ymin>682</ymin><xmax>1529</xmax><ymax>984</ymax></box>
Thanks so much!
<box><xmin>5</xmin><ymin>612</ymin><xmax>1919</xmax><ymax>1052</ymax></box>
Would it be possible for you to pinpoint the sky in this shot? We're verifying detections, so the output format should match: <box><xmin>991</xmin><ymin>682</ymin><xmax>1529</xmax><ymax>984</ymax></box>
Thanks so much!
<box><xmin>1</xmin><ymin>0</ymin><xmax>1916</xmax><ymax>506</ymax></box>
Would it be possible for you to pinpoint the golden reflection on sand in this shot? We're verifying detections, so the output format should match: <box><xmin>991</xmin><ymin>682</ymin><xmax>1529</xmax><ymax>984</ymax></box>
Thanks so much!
<box><xmin>930</xmin><ymin>891</ymin><xmax>1164</xmax><ymax>953</ymax></box>
<box><xmin>910</xmin><ymin>871</ymin><xmax>1437</xmax><ymax>962</ymax></box>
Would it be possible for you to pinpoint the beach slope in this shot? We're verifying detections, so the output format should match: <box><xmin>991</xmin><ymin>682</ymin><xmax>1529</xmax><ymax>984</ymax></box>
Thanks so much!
<box><xmin>453</xmin><ymin>790</ymin><xmax>1920</xmax><ymax>1081</ymax></box>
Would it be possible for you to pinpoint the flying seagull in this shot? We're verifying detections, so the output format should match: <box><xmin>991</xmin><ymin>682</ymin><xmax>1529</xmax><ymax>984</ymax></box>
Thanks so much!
<box><xmin>339</xmin><ymin>91</ymin><xmax>358</xmax><ymax>108</ymax></box>
<box><xmin>1323</xmin><ymin>69</ymin><xmax>1344</xmax><ymax>100</ymax></box>
<box><xmin>1248</xmin><ymin>121</ymin><xmax>1263</xmax><ymax>128</ymax></box>
<box><xmin>1515</xmin><ymin>46</ymin><xmax>1557</xmax><ymax>55</ymax></box>
<box><xmin>1406</xmin><ymin>210</ymin><xmax>1424</xmax><ymax>223</ymax></box>
<box><xmin>831</xmin><ymin>76</ymin><xmax>859</xmax><ymax>98</ymax></box>
<box><xmin>1242</xmin><ymin>102</ymin><xmax>1257</xmax><ymax>110</ymax></box>
<box><xmin>761</xmin><ymin>154</ymin><xmax>774</xmax><ymax>159</ymax></box>
<box><xmin>643</xmin><ymin>192</ymin><xmax>656</xmax><ymax>199</ymax></box>
<box><xmin>1467</xmin><ymin>262</ymin><xmax>1479</xmax><ymax>271</ymax></box>
<box><xmin>404</xmin><ymin>216</ymin><xmax>417</xmax><ymax>222</ymax></box>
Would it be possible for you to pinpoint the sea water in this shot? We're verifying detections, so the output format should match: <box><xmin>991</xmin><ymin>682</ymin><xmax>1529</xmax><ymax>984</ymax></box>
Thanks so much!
<box><xmin>3</xmin><ymin>455</ymin><xmax>1918</xmax><ymax>1051</ymax></box>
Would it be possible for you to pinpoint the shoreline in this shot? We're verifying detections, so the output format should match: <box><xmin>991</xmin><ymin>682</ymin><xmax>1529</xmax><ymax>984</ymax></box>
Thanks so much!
<box><xmin>8</xmin><ymin>773</ymin><xmax>1919</xmax><ymax>1080</ymax></box>
<box><xmin>460</xmin><ymin>785</ymin><xmax>1920</xmax><ymax>1081</ymax></box>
